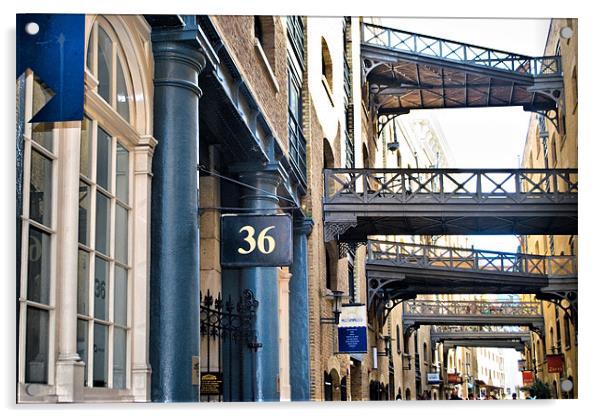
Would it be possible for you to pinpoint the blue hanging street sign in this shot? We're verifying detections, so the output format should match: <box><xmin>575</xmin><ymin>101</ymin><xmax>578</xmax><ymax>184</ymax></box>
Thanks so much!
<box><xmin>16</xmin><ymin>14</ymin><xmax>85</xmax><ymax>122</ymax></box>
<box><xmin>221</xmin><ymin>214</ymin><xmax>292</xmax><ymax>268</ymax></box>
<box><xmin>338</xmin><ymin>304</ymin><xmax>368</xmax><ymax>354</ymax></box>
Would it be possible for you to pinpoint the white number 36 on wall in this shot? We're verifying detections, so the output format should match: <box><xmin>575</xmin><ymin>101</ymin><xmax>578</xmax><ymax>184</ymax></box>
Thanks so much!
<box><xmin>237</xmin><ymin>225</ymin><xmax>276</xmax><ymax>255</ymax></box>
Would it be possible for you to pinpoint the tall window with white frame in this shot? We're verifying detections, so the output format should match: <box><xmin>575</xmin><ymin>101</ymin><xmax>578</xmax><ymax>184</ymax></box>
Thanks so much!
<box><xmin>77</xmin><ymin>18</ymin><xmax>133</xmax><ymax>390</ymax></box>
<box><xmin>18</xmin><ymin>72</ymin><xmax>57</xmax><ymax>385</ymax></box>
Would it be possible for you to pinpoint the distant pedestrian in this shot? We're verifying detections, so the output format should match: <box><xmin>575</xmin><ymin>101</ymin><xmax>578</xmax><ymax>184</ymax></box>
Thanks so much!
<box><xmin>512</xmin><ymin>393</ymin><xmax>517</xmax><ymax>400</ymax></box>
<box><xmin>450</xmin><ymin>388</ymin><xmax>462</xmax><ymax>400</ymax></box>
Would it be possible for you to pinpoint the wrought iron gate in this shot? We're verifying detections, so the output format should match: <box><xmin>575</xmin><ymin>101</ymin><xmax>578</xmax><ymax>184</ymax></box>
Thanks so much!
<box><xmin>199</xmin><ymin>288</ymin><xmax>260</xmax><ymax>402</ymax></box>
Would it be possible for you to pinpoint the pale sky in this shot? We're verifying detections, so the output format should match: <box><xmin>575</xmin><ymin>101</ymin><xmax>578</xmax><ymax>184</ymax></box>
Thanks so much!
<box><xmin>383</xmin><ymin>18</ymin><xmax>551</xmax><ymax>253</ymax></box>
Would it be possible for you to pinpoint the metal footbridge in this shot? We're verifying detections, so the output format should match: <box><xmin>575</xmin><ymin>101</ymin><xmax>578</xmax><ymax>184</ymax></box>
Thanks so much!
<box><xmin>430</xmin><ymin>325</ymin><xmax>532</xmax><ymax>351</ymax></box>
<box><xmin>401</xmin><ymin>300</ymin><xmax>545</xmax><ymax>337</ymax></box>
<box><xmin>361</xmin><ymin>22</ymin><xmax>563</xmax><ymax>116</ymax></box>
<box><xmin>366</xmin><ymin>240</ymin><xmax>577</xmax><ymax>318</ymax></box>
<box><xmin>324</xmin><ymin>168</ymin><xmax>577</xmax><ymax>241</ymax></box>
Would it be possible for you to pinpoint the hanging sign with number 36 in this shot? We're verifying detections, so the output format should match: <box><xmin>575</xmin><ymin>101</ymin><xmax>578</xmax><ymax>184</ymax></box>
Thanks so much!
<box><xmin>221</xmin><ymin>214</ymin><xmax>293</xmax><ymax>267</ymax></box>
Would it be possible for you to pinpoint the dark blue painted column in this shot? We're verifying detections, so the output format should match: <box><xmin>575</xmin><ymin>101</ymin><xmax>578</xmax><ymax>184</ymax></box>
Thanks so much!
<box><xmin>236</xmin><ymin>166</ymin><xmax>282</xmax><ymax>402</ymax></box>
<box><xmin>289</xmin><ymin>216</ymin><xmax>313</xmax><ymax>401</ymax></box>
<box><xmin>149</xmin><ymin>32</ymin><xmax>206</xmax><ymax>402</ymax></box>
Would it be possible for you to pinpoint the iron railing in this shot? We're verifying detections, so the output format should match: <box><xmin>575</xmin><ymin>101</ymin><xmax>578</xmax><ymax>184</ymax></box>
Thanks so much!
<box><xmin>430</xmin><ymin>325</ymin><xmax>530</xmax><ymax>333</ymax></box>
<box><xmin>361</xmin><ymin>23</ymin><xmax>562</xmax><ymax>77</ymax></box>
<box><xmin>403</xmin><ymin>300</ymin><xmax>542</xmax><ymax>317</ymax></box>
<box><xmin>200</xmin><ymin>289</ymin><xmax>260</xmax><ymax>402</ymax></box>
<box><xmin>367</xmin><ymin>240</ymin><xmax>577</xmax><ymax>277</ymax></box>
<box><xmin>324</xmin><ymin>168</ymin><xmax>577</xmax><ymax>205</ymax></box>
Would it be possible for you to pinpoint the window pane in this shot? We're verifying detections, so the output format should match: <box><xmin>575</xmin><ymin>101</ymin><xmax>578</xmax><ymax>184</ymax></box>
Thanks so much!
<box><xmin>27</xmin><ymin>227</ymin><xmax>51</xmax><ymax>305</ymax></box>
<box><xmin>96</xmin><ymin>126</ymin><xmax>112</xmax><ymax>191</ymax></box>
<box><xmin>77</xmin><ymin>319</ymin><xmax>88</xmax><ymax>384</ymax></box>
<box><xmin>31</xmin><ymin>123</ymin><xmax>54</xmax><ymax>152</ymax></box>
<box><xmin>97</xmin><ymin>27</ymin><xmax>112</xmax><ymax>105</ymax></box>
<box><xmin>116</xmin><ymin>55</ymin><xmax>130</xmax><ymax>122</ymax></box>
<box><xmin>77</xmin><ymin>250</ymin><xmax>90</xmax><ymax>315</ymax></box>
<box><xmin>86</xmin><ymin>29</ymin><xmax>94</xmax><ymax>73</ymax></box>
<box><xmin>114</xmin><ymin>266</ymin><xmax>127</xmax><ymax>326</ymax></box>
<box><xmin>93</xmin><ymin>323</ymin><xmax>108</xmax><ymax>387</ymax></box>
<box><xmin>29</xmin><ymin>150</ymin><xmax>53</xmax><ymax>227</ymax></box>
<box><xmin>31</xmin><ymin>78</ymin><xmax>54</xmax><ymax>151</ymax></box>
<box><xmin>95</xmin><ymin>193</ymin><xmax>110</xmax><ymax>256</ymax></box>
<box><xmin>115</xmin><ymin>204</ymin><xmax>128</xmax><ymax>264</ymax></box>
<box><xmin>80</xmin><ymin>117</ymin><xmax>93</xmax><ymax>177</ymax></box>
<box><xmin>94</xmin><ymin>257</ymin><xmax>109</xmax><ymax>320</ymax></box>
<box><xmin>78</xmin><ymin>182</ymin><xmax>90</xmax><ymax>245</ymax></box>
<box><xmin>115</xmin><ymin>143</ymin><xmax>129</xmax><ymax>203</ymax></box>
<box><xmin>113</xmin><ymin>327</ymin><xmax>127</xmax><ymax>389</ymax></box>
<box><xmin>25</xmin><ymin>307</ymin><xmax>49</xmax><ymax>384</ymax></box>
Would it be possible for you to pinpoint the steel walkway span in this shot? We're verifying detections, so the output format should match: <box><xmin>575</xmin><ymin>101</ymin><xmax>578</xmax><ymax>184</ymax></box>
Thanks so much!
<box><xmin>401</xmin><ymin>300</ymin><xmax>545</xmax><ymax>337</ymax></box>
<box><xmin>366</xmin><ymin>240</ymin><xmax>577</xmax><ymax>318</ymax></box>
<box><xmin>324</xmin><ymin>168</ymin><xmax>577</xmax><ymax>240</ymax></box>
<box><xmin>430</xmin><ymin>325</ymin><xmax>532</xmax><ymax>351</ymax></box>
<box><xmin>361</xmin><ymin>22</ymin><xmax>563</xmax><ymax>117</ymax></box>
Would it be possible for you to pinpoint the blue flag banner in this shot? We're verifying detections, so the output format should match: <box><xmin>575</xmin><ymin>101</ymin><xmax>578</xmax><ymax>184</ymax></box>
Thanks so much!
<box><xmin>337</xmin><ymin>304</ymin><xmax>368</xmax><ymax>354</ymax></box>
<box><xmin>16</xmin><ymin>14</ymin><xmax>85</xmax><ymax>122</ymax></box>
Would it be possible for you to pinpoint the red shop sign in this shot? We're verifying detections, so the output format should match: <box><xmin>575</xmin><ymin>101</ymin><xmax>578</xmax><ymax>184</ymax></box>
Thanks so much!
<box><xmin>448</xmin><ymin>373</ymin><xmax>462</xmax><ymax>384</ymax></box>
<box><xmin>522</xmin><ymin>370</ymin><xmax>534</xmax><ymax>386</ymax></box>
<box><xmin>547</xmin><ymin>354</ymin><xmax>564</xmax><ymax>373</ymax></box>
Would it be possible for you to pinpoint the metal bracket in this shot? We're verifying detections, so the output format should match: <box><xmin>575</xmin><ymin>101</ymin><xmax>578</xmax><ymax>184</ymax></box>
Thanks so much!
<box><xmin>532</xmin><ymin>108</ymin><xmax>561</xmax><ymax>135</ymax></box>
<box><xmin>537</xmin><ymin>290</ymin><xmax>578</xmax><ymax>325</ymax></box>
<box><xmin>362</xmin><ymin>58</ymin><xmax>387</xmax><ymax>82</ymax></box>
<box><xmin>324</xmin><ymin>220</ymin><xmax>357</xmax><ymax>242</ymax></box>
<box><xmin>382</xmin><ymin>294</ymin><xmax>417</xmax><ymax>322</ymax></box>
<box><xmin>377</xmin><ymin>114</ymin><xmax>399</xmax><ymax>138</ymax></box>
<box><xmin>338</xmin><ymin>240</ymin><xmax>367</xmax><ymax>257</ymax></box>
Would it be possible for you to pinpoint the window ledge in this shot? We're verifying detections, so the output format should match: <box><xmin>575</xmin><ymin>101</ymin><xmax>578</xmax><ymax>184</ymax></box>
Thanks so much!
<box><xmin>254</xmin><ymin>38</ymin><xmax>280</xmax><ymax>93</ymax></box>
<box><xmin>321</xmin><ymin>75</ymin><xmax>335</xmax><ymax>107</ymax></box>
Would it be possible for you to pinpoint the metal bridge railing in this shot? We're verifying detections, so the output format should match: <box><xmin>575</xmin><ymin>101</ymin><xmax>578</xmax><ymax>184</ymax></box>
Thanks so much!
<box><xmin>361</xmin><ymin>23</ymin><xmax>562</xmax><ymax>77</ymax></box>
<box><xmin>403</xmin><ymin>300</ymin><xmax>543</xmax><ymax>317</ymax></box>
<box><xmin>324</xmin><ymin>168</ymin><xmax>577</xmax><ymax>205</ymax></box>
<box><xmin>430</xmin><ymin>325</ymin><xmax>530</xmax><ymax>333</ymax></box>
<box><xmin>367</xmin><ymin>240</ymin><xmax>577</xmax><ymax>277</ymax></box>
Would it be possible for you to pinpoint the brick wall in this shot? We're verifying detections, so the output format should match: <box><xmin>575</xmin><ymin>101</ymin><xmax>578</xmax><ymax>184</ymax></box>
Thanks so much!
<box><xmin>212</xmin><ymin>16</ymin><xmax>288</xmax><ymax>152</ymax></box>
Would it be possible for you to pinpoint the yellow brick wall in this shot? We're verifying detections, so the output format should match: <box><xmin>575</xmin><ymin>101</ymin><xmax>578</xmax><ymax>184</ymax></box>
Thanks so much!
<box><xmin>521</xmin><ymin>18</ymin><xmax>578</xmax><ymax>399</ymax></box>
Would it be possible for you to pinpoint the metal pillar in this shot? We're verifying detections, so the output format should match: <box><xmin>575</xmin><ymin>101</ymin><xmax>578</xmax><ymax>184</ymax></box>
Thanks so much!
<box><xmin>289</xmin><ymin>216</ymin><xmax>313</xmax><ymax>401</ymax></box>
<box><xmin>149</xmin><ymin>30</ymin><xmax>206</xmax><ymax>402</ymax></box>
<box><xmin>237</xmin><ymin>166</ymin><xmax>282</xmax><ymax>401</ymax></box>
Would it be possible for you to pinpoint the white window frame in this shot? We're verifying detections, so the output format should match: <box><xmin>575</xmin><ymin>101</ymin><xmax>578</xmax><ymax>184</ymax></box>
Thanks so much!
<box><xmin>77</xmin><ymin>16</ymin><xmax>137</xmax><ymax>392</ymax></box>
<box><xmin>17</xmin><ymin>71</ymin><xmax>59</xmax><ymax>387</ymax></box>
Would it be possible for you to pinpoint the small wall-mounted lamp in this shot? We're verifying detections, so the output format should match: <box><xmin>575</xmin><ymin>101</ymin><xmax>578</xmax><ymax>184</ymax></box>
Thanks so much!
<box><xmin>375</xmin><ymin>335</ymin><xmax>392</xmax><ymax>357</ymax></box>
<box><xmin>320</xmin><ymin>290</ymin><xmax>345</xmax><ymax>325</ymax></box>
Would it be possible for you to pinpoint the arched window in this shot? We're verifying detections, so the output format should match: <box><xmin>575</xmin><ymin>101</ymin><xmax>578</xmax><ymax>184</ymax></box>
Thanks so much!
<box><xmin>396</xmin><ymin>325</ymin><xmax>401</xmax><ymax>353</ymax></box>
<box><xmin>78</xmin><ymin>15</ymin><xmax>151</xmax><ymax>391</ymax></box>
<box><xmin>86</xmin><ymin>19</ymin><xmax>133</xmax><ymax>123</ymax></box>
<box><xmin>321</xmin><ymin>37</ymin><xmax>333</xmax><ymax>92</ymax></box>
